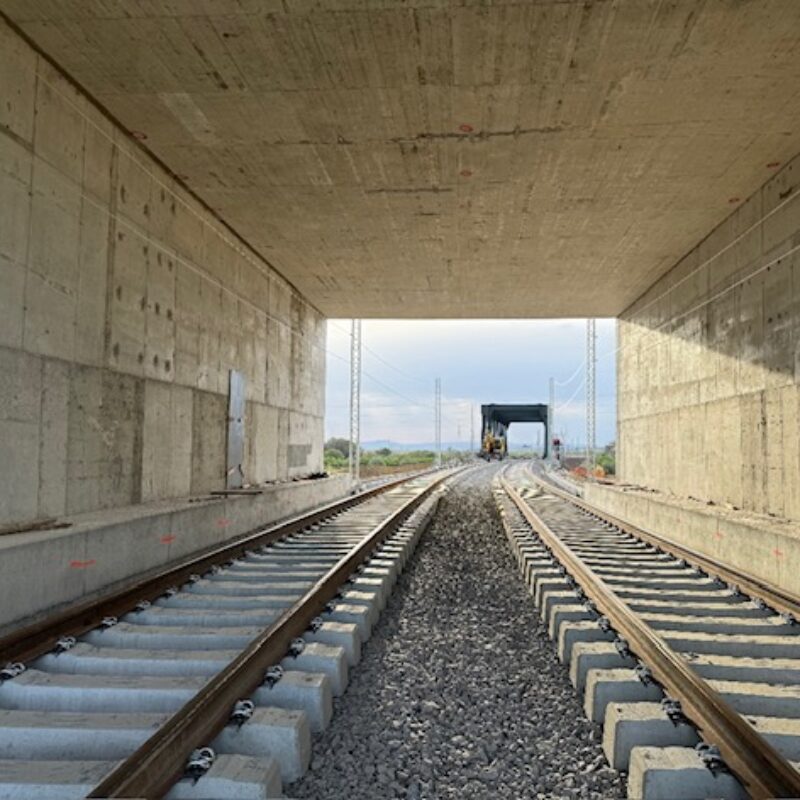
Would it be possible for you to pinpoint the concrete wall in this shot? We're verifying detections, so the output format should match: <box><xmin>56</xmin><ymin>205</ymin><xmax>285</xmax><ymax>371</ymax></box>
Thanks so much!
<box><xmin>618</xmin><ymin>151</ymin><xmax>800</xmax><ymax>521</ymax></box>
<box><xmin>0</xmin><ymin>20</ymin><xmax>325</xmax><ymax>527</ymax></box>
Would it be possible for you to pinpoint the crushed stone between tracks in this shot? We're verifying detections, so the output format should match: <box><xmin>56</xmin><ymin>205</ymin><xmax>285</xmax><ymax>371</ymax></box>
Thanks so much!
<box><xmin>289</xmin><ymin>466</ymin><xmax>626</xmax><ymax>800</ymax></box>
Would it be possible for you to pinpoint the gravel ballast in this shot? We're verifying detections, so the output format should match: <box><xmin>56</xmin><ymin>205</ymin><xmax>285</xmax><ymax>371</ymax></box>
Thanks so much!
<box><xmin>289</xmin><ymin>466</ymin><xmax>626</xmax><ymax>799</ymax></box>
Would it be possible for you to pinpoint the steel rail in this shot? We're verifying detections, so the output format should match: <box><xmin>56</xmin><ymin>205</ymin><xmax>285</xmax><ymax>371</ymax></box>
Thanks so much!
<box><xmin>88</xmin><ymin>469</ymin><xmax>454</xmax><ymax>798</ymax></box>
<box><xmin>0</xmin><ymin>471</ymin><xmax>428</xmax><ymax>666</ymax></box>
<box><xmin>501</xmin><ymin>476</ymin><xmax>800</xmax><ymax>799</ymax></box>
<box><xmin>529</xmin><ymin>464</ymin><xmax>800</xmax><ymax>620</ymax></box>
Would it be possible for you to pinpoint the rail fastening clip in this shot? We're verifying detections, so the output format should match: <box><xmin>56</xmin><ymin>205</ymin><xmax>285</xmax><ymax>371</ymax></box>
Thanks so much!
<box><xmin>634</xmin><ymin>663</ymin><xmax>654</xmax><ymax>686</ymax></box>
<box><xmin>54</xmin><ymin>636</ymin><xmax>77</xmax><ymax>654</ymax></box>
<box><xmin>0</xmin><ymin>662</ymin><xmax>25</xmax><ymax>683</ymax></box>
<box><xmin>695</xmin><ymin>742</ymin><xmax>728</xmax><ymax>775</ymax></box>
<box><xmin>230</xmin><ymin>699</ymin><xmax>255</xmax><ymax>727</ymax></box>
<box><xmin>185</xmin><ymin>746</ymin><xmax>216</xmax><ymax>781</ymax></box>
<box><xmin>263</xmin><ymin>665</ymin><xmax>284</xmax><ymax>688</ymax></box>
<box><xmin>661</xmin><ymin>697</ymin><xmax>688</xmax><ymax>726</ymax></box>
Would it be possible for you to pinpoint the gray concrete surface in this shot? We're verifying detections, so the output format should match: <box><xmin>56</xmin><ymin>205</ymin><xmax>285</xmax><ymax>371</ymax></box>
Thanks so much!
<box><xmin>615</xmin><ymin>143</ymin><xmax>800</xmax><ymax>525</ymax></box>
<box><xmin>214</xmin><ymin>707</ymin><xmax>311</xmax><ymax>784</ymax></box>
<box><xmin>252</xmin><ymin>671</ymin><xmax>332</xmax><ymax>734</ymax></box>
<box><xmin>602</xmin><ymin>703</ymin><xmax>700</xmax><ymax>772</ymax></box>
<box><xmin>5</xmin><ymin>3</ymin><xmax>800</xmax><ymax>321</ymax></box>
<box><xmin>0</xmin><ymin>15</ymin><xmax>327</xmax><ymax>532</ymax></box>
<box><xmin>0</xmin><ymin>759</ymin><xmax>116</xmax><ymax>799</ymax></box>
<box><xmin>167</xmin><ymin>754</ymin><xmax>283</xmax><ymax>800</ymax></box>
<box><xmin>627</xmin><ymin>746</ymin><xmax>748</xmax><ymax>800</ymax></box>
<box><xmin>583</xmin><ymin>669</ymin><xmax>663</xmax><ymax>723</ymax></box>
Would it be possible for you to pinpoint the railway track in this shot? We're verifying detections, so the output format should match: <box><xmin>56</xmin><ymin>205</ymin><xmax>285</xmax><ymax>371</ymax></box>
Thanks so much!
<box><xmin>8</xmin><ymin>459</ymin><xmax>797</xmax><ymax>799</ymax></box>
<box><xmin>496</xmin><ymin>461</ymin><xmax>800</xmax><ymax>800</ymax></box>
<box><xmin>0</xmin><ymin>468</ymin><xmax>457</xmax><ymax>799</ymax></box>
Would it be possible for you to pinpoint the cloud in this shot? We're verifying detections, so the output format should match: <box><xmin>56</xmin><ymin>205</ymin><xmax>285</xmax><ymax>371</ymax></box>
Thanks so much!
<box><xmin>325</xmin><ymin>319</ymin><xmax>616</xmax><ymax>447</ymax></box>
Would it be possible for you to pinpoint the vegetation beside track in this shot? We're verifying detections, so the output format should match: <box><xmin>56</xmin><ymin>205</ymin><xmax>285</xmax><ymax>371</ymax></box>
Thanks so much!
<box><xmin>324</xmin><ymin>437</ymin><xmax>462</xmax><ymax>476</ymax></box>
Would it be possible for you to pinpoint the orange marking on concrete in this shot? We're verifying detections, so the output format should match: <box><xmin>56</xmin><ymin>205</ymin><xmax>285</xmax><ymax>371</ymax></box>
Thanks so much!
<box><xmin>160</xmin><ymin>534</ymin><xmax>176</xmax><ymax>544</ymax></box>
<box><xmin>217</xmin><ymin>518</ymin><xmax>231</xmax><ymax>528</ymax></box>
<box><xmin>69</xmin><ymin>559</ymin><xmax>96</xmax><ymax>568</ymax></box>
<box><xmin>774</xmin><ymin>548</ymin><xmax>784</xmax><ymax>558</ymax></box>
<box><xmin>713</xmin><ymin>531</ymin><xmax>724</xmax><ymax>540</ymax></box>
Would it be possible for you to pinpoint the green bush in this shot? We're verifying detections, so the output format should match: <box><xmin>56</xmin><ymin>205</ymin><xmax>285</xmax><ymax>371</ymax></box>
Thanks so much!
<box><xmin>323</xmin><ymin>444</ymin><xmax>438</xmax><ymax>472</ymax></box>
<box><xmin>596</xmin><ymin>452</ymin><xmax>615</xmax><ymax>475</ymax></box>
<box><xmin>324</xmin><ymin>448</ymin><xmax>347</xmax><ymax>470</ymax></box>
<box><xmin>324</xmin><ymin>437</ymin><xmax>350</xmax><ymax>458</ymax></box>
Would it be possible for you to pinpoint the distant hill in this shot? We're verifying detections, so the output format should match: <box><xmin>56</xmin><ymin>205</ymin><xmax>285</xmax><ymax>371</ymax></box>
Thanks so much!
<box><xmin>360</xmin><ymin>440</ymin><xmax>539</xmax><ymax>452</ymax></box>
<box><xmin>361</xmin><ymin>439</ymin><xmax>470</xmax><ymax>452</ymax></box>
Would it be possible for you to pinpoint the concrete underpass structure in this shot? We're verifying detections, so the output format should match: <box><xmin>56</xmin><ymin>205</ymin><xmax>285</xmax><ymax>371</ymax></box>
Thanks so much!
<box><xmin>0</xmin><ymin>13</ymin><xmax>336</xmax><ymax>626</ymax></box>
<box><xmin>1</xmin><ymin>1</ymin><xmax>800</xmax><ymax>618</ymax></box>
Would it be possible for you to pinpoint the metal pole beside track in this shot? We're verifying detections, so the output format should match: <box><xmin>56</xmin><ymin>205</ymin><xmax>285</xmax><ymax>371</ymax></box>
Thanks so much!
<box><xmin>585</xmin><ymin>319</ymin><xmax>596</xmax><ymax>468</ymax></box>
<box><xmin>548</xmin><ymin>377</ymin><xmax>554</xmax><ymax>461</ymax></box>
<box><xmin>349</xmin><ymin>319</ymin><xmax>362</xmax><ymax>484</ymax></box>
<box><xmin>434</xmin><ymin>378</ymin><xmax>442</xmax><ymax>467</ymax></box>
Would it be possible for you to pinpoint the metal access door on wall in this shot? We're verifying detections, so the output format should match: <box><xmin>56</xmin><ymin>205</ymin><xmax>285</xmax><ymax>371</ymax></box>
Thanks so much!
<box><xmin>226</xmin><ymin>370</ymin><xmax>246</xmax><ymax>489</ymax></box>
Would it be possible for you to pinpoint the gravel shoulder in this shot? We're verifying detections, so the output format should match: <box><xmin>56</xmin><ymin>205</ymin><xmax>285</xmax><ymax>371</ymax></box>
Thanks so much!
<box><xmin>289</xmin><ymin>466</ymin><xmax>626</xmax><ymax>800</ymax></box>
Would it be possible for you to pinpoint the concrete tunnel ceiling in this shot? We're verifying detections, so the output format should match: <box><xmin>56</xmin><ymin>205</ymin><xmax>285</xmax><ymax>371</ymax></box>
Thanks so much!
<box><xmin>4</xmin><ymin>0</ymin><xmax>800</xmax><ymax>318</ymax></box>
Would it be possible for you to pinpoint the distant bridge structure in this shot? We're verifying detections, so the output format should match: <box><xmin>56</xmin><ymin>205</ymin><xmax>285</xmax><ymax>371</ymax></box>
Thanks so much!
<box><xmin>480</xmin><ymin>404</ymin><xmax>550</xmax><ymax>458</ymax></box>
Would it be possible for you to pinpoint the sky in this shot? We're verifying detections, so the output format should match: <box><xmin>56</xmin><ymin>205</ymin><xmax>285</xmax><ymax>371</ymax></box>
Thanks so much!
<box><xmin>324</xmin><ymin>319</ymin><xmax>617</xmax><ymax>451</ymax></box>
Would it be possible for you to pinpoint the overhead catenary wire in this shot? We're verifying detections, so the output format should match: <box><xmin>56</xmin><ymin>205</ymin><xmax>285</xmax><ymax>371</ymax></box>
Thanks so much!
<box><xmin>327</xmin><ymin>324</ymin><xmax>469</xmax><ymax>433</ymax></box>
<box><xmin>554</xmin><ymin>357</ymin><xmax>587</xmax><ymax>386</ymax></box>
<box><xmin>328</xmin><ymin>322</ymin><xmax>430</xmax><ymax>385</ymax></box>
<box><xmin>340</xmin><ymin>327</ymin><xmax>614</xmax><ymax>444</ymax></box>
<box><xmin>326</xmin><ymin>350</ymin><xmax>429</xmax><ymax>409</ymax></box>
<box><xmin>555</xmin><ymin>378</ymin><xmax>587</xmax><ymax>411</ymax></box>
<box><xmin>327</xmin><ymin>347</ymin><xmax>464</xmax><ymax>434</ymax></box>
<box><xmin>546</xmin><ymin>320</ymin><xmax>619</xmax><ymax>450</ymax></box>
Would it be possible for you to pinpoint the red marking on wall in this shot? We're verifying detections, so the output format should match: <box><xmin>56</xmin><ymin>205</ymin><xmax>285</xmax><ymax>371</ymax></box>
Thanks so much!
<box><xmin>217</xmin><ymin>518</ymin><xmax>231</xmax><ymax>528</ymax></box>
<box><xmin>131</xmin><ymin>130</ymin><xmax>148</xmax><ymax>140</ymax></box>
<box><xmin>460</xmin><ymin>169</ymin><xmax>473</xmax><ymax>177</ymax></box>
<box><xmin>713</xmin><ymin>530</ymin><xmax>724</xmax><ymax>540</ymax></box>
<box><xmin>459</xmin><ymin>123</ymin><xmax>474</xmax><ymax>133</ymax></box>
<box><xmin>70</xmin><ymin>559</ymin><xmax>96</xmax><ymax>569</ymax></box>
<box><xmin>774</xmin><ymin>547</ymin><xmax>784</xmax><ymax>558</ymax></box>
<box><xmin>728</xmin><ymin>197</ymin><xmax>740</xmax><ymax>204</ymax></box>
<box><xmin>767</xmin><ymin>161</ymin><xmax>781</xmax><ymax>168</ymax></box>
<box><xmin>160</xmin><ymin>534</ymin><xmax>177</xmax><ymax>544</ymax></box>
